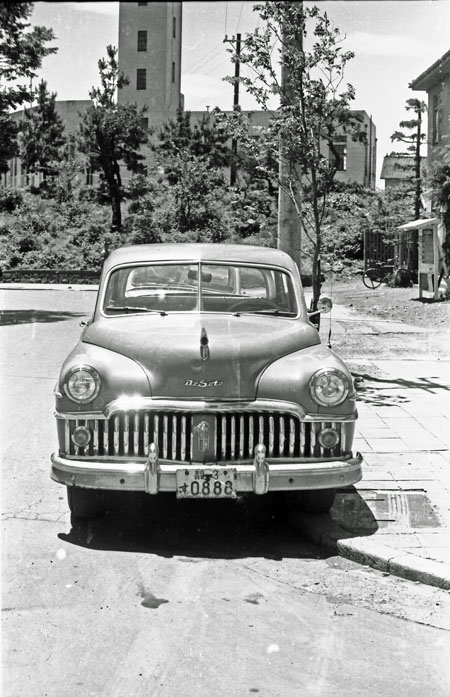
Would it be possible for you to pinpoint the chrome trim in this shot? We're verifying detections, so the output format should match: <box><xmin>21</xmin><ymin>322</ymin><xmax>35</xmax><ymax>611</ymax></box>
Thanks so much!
<box><xmin>259</xmin><ymin>416</ymin><xmax>264</xmax><ymax>445</ymax></box>
<box><xmin>51</xmin><ymin>451</ymin><xmax>363</xmax><ymax>494</ymax></box>
<box><xmin>172</xmin><ymin>415</ymin><xmax>177</xmax><ymax>460</ymax></box>
<box><xmin>289</xmin><ymin>418</ymin><xmax>295</xmax><ymax>457</ymax></box>
<box><xmin>231</xmin><ymin>415</ymin><xmax>236</xmax><ymax>459</ymax></box>
<box><xmin>144</xmin><ymin>443</ymin><xmax>159</xmax><ymax>494</ymax></box>
<box><xmin>55</xmin><ymin>399</ymin><xmax>357</xmax><ymax>423</ymax></box>
<box><xmin>181</xmin><ymin>416</ymin><xmax>186</xmax><ymax>461</ymax></box>
<box><xmin>113</xmin><ymin>415</ymin><xmax>119</xmax><ymax>456</ymax></box>
<box><xmin>144</xmin><ymin>413</ymin><xmax>149</xmax><ymax>455</ymax></box>
<box><xmin>253</xmin><ymin>444</ymin><xmax>269</xmax><ymax>495</ymax></box>
<box><xmin>154</xmin><ymin>414</ymin><xmax>159</xmax><ymax>449</ymax></box>
<box><xmin>249</xmin><ymin>415</ymin><xmax>254</xmax><ymax>455</ymax></box>
<box><xmin>103</xmin><ymin>420</ymin><xmax>109</xmax><ymax>454</ymax></box>
<box><xmin>239</xmin><ymin>415</ymin><xmax>244</xmax><ymax>458</ymax></box>
<box><xmin>163</xmin><ymin>415</ymin><xmax>168</xmax><ymax>459</ymax></box>
<box><xmin>221</xmin><ymin>415</ymin><xmax>226</xmax><ymax>459</ymax></box>
<box><xmin>279</xmin><ymin>416</ymin><xmax>285</xmax><ymax>457</ymax></box>
<box><xmin>124</xmin><ymin>414</ymin><xmax>130</xmax><ymax>455</ymax></box>
<box><xmin>133</xmin><ymin>414</ymin><xmax>139</xmax><ymax>455</ymax></box>
<box><xmin>93</xmin><ymin>420</ymin><xmax>99</xmax><ymax>456</ymax></box>
<box><xmin>269</xmin><ymin>416</ymin><xmax>274</xmax><ymax>457</ymax></box>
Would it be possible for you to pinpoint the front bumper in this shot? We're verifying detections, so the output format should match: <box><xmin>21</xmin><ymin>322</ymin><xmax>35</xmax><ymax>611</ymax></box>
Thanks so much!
<box><xmin>51</xmin><ymin>447</ymin><xmax>363</xmax><ymax>495</ymax></box>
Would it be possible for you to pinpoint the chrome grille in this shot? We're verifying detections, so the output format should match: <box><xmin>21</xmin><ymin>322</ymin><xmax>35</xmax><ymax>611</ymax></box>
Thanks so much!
<box><xmin>63</xmin><ymin>411</ymin><xmax>349</xmax><ymax>460</ymax></box>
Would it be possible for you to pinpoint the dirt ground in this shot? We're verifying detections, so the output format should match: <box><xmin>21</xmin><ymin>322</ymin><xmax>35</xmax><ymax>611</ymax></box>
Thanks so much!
<box><xmin>322</xmin><ymin>276</ymin><xmax>450</xmax><ymax>329</ymax></box>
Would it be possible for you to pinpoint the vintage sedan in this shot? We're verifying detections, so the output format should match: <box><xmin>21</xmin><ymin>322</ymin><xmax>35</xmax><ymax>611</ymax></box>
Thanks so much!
<box><xmin>51</xmin><ymin>243</ymin><xmax>362</xmax><ymax>518</ymax></box>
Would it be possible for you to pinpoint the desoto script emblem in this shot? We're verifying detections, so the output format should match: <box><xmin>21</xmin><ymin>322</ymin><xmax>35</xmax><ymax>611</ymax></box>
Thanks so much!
<box><xmin>185</xmin><ymin>379</ymin><xmax>223</xmax><ymax>387</ymax></box>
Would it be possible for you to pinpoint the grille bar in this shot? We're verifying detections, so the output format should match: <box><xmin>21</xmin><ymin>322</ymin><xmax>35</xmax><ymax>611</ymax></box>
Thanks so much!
<box><xmin>63</xmin><ymin>411</ymin><xmax>350</xmax><ymax>461</ymax></box>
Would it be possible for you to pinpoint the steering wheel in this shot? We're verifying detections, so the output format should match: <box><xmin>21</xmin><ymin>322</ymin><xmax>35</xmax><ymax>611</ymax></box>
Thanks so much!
<box><xmin>229</xmin><ymin>298</ymin><xmax>279</xmax><ymax>312</ymax></box>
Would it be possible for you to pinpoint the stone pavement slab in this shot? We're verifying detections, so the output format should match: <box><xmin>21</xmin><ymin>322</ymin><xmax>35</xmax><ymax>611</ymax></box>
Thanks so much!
<box><xmin>299</xmin><ymin>304</ymin><xmax>450</xmax><ymax>589</ymax></box>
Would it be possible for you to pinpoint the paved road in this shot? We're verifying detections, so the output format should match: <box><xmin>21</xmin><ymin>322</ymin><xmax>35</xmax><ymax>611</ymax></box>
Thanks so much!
<box><xmin>2</xmin><ymin>288</ymin><xmax>450</xmax><ymax>697</ymax></box>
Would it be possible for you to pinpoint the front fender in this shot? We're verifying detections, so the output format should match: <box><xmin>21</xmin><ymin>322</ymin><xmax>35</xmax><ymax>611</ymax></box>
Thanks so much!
<box><xmin>257</xmin><ymin>344</ymin><xmax>357</xmax><ymax>417</ymax></box>
<box><xmin>55</xmin><ymin>341</ymin><xmax>151</xmax><ymax>414</ymax></box>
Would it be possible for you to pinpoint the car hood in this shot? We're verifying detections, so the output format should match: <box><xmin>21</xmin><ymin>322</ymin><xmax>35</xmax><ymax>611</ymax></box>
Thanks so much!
<box><xmin>83</xmin><ymin>314</ymin><xmax>320</xmax><ymax>400</ymax></box>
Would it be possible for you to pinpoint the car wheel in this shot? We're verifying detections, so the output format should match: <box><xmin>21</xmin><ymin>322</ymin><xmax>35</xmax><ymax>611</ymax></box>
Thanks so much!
<box><xmin>286</xmin><ymin>488</ymin><xmax>336</xmax><ymax>514</ymax></box>
<box><xmin>67</xmin><ymin>486</ymin><xmax>106</xmax><ymax>519</ymax></box>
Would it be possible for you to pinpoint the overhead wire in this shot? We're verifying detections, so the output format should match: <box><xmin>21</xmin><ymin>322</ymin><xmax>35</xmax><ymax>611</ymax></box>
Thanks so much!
<box><xmin>182</xmin><ymin>44</ymin><xmax>224</xmax><ymax>75</ymax></box>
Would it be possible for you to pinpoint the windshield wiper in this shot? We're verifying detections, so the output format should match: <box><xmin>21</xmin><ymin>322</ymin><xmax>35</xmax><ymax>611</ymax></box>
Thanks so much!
<box><xmin>105</xmin><ymin>305</ymin><xmax>167</xmax><ymax>316</ymax></box>
<box><xmin>233</xmin><ymin>309</ymin><xmax>295</xmax><ymax>317</ymax></box>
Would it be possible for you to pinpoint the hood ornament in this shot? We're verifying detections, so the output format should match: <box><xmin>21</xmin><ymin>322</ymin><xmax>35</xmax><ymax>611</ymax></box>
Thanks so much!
<box><xmin>200</xmin><ymin>327</ymin><xmax>209</xmax><ymax>361</ymax></box>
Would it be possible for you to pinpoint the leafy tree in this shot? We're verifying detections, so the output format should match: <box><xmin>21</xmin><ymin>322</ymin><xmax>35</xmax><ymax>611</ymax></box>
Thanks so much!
<box><xmin>138</xmin><ymin>110</ymin><xmax>233</xmax><ymax>241</ymax></box>
<box><xmin>0</xmin><ymin>2</ymin><xmax>57</xmax><ymax>172</ymax></box>
<box><xmin>225</xmin><ymin>1</ymin><xmax>364</xmax><ymax>310</ymax></box>
<box><xmin>18</xmin><ymin>79</ymin><xmax>66</xmax><ymax>177</ymax></box>
<box><xmin>78</xmin><ymin>45</ymin><xmax>147</xmax><ymax>231</ymax></box>
<box><xmin>391</xmin><ymin>98</ymin><xmax>427</xmax><ymax>219</ymax></box>
<box><xmin>428</xmin><ymin>145</ymin><xmax>450</xmax><ymax>270</ymax></box>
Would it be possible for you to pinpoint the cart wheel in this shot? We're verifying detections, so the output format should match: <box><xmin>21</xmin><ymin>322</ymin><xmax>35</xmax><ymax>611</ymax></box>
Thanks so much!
<box><xmin>362</xmin><ymin>268</ymin><xmax>382</xmax><ymax>289</ymax></box>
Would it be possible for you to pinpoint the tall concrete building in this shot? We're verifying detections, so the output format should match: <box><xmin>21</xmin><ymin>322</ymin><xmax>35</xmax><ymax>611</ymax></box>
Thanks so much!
<box><xmin>117</xmin><ymin>1</ymin><xmax>183</xmax><ymax>129</ymax></box>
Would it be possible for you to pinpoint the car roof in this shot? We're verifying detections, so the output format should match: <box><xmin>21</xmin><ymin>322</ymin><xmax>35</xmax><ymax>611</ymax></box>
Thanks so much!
<box><xmin>103</xmin><ymin>243</ymin><xmax>299</xmax><ymax>275</ymax></box>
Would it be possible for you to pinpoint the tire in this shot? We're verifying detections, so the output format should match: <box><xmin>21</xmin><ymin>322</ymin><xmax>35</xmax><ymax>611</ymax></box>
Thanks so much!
<box><xmin>67</xmin><ymin>487</ymin><xmax>106</xmax><ymax>519</ymax></box>
<box><xmin>286</xmin><ymin>488</ymin><xmax>337</xmax><ymax>514</ymax></box>
<box><xmin>362</xmin><ymin>268</ymin><xmax>382</xmax><ymax>289</ymax></box>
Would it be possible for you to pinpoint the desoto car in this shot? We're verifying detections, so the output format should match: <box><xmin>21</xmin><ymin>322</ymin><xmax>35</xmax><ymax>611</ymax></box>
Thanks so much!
<box><xmin>51</xmin><ymin>244</ymin><xmax>362</xmax><ymax>518</ymax></box>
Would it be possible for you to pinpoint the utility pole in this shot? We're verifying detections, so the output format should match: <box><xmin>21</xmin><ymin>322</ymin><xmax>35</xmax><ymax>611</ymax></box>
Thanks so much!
<box><xmin>277</xmin><ymin>3</ymin><xmax>303</xmax><ymax>273</ymax></box>
<box><xmin>224</xmin><ymin>33</ymin><xmax>241</xmax><ymax>185</ymax></box>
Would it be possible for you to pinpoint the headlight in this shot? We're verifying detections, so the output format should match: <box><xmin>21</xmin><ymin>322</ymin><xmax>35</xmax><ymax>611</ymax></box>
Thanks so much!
<box><xmin>64</xmin><ymin>366</ymin><xmax>101</xmax><ymax>403</ymax></box>
<box><xmin>309</xmin><ymin>368</ymin><xmax>349</xmax><ymax>407</ymax></box>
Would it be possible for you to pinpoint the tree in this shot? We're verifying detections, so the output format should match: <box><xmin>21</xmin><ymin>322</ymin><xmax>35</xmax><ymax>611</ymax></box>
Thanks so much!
<box><xmin>225</xmin><ymin>1</ymin><xmax>364</xmax><ymax>310</ymax></box>
<box><xmin>78</xmin><ymin>45</ymin><xmax>147</xmax><ymax>231</ymax></box>
<box><xmin>0</xmin><ymin>2</ymin><xmax>57</xmax><ymax>173</ymax></box>
<box><xmin>391</xmin><ymin>98</ymin><xmax>427</xmax><ymax>219</ymax></box>
<box><xmin>126</xmin><ymin>111</ymin><xmax>233</xmax><ymax>243</ymax></box>
<box><xmin>428</xmin><ymin>145</ymin><xmax>450</xmax><ymax>271</ymax></box>
<box><xmin>18</xmin><ymin>79</ymin><xmax>66</xmax><ymax>177</ymax></box>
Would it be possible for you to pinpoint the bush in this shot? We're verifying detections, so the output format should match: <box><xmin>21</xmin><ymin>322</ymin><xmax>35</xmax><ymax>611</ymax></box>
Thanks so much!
<box><xmin>0</xmin><ymin>187</ymin><xmax>23</xmax><ymax>213</ymax></box>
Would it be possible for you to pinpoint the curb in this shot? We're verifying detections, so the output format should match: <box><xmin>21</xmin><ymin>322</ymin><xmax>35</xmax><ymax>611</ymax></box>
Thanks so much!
<box><xmin>288</xmin><ymin>508</ymin><xmax>450</xmax><ymax>591</ymax></box>
<box><xmin>0</xmin><ymin>283</ymin><xmax>99</xmax><ymax>291</ymax></box>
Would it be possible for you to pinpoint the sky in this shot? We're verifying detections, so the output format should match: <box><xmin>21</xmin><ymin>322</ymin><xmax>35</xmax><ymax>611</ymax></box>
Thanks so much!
<box><xmin>29</xmin><ymin>1</ymin><xmax>450</xmax><ymax>186</ymax></box>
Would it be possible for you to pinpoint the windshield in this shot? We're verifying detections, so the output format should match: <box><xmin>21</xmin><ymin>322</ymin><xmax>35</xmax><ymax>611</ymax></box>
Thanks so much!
<box><xmin>103</xmin><ymin>262</ymin><xmax>298</xmax><ymax>316</ymax></box>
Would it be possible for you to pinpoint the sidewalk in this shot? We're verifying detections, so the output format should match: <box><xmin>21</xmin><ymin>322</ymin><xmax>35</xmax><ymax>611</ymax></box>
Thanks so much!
<box><xmin>295</xmin><ymin>302</ymin><xmax>450</xmax><ymax>590</ymax></box>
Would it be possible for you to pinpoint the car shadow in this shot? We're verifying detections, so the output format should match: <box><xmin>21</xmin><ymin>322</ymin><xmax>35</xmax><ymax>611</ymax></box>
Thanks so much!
<box><xmin>58</xmin><ymin>489</ymin><xmax>379</xmax><ymax>560</ymax></box>
<box><xmin>0</xmin><ymin>309</ymin><xmax>87</xmax><ymax>326</ymax></box>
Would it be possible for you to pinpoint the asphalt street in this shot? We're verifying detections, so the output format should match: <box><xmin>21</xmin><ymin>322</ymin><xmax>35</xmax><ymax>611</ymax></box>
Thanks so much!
<box><xmin>1</xmin><ymin>287</ymin><xmax>450</xmax><ymax>697</ymax></box>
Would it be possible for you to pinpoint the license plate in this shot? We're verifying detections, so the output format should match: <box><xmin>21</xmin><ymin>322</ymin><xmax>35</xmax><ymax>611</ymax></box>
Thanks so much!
<box><xmin>176</xmin><ymin>468</ymin><xmax>236</xmax><ymax>499</ymax></box>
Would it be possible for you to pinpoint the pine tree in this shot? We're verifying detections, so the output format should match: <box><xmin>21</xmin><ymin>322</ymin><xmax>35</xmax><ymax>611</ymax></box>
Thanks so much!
<box><xmin>0</xmin><ymin>2</ymin><xmax>57</xmax><ymax>173</ymax></box>
<box><xmin>19</xmin><ymin>80</ymin><xmax>66</xmax><ymax>177</ymax></box>
<box><xmin>78</xmin><ymin>45</ymin><xmax>147</xmax><ymax>231</ymax></box>
<box><xmin>391</xmin><ymin>98</ymin><xmax>427</xmax><ymax>219</ymax></box>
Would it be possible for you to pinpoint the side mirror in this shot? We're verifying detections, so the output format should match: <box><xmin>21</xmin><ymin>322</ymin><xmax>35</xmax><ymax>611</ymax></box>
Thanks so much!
<box><xmin>318</xmin><ymin>296</ymin><xmax>332</xmax><ymax>314</ymax></box>
<box><xmin>307</xmin><ymin>296</ymin><xmax>333</xmax><ymax>318</ymax></box>
<box><xmin>80</xmin><ymin>316</ymin><xmax>93</xmax><ymax>328</ymax></box>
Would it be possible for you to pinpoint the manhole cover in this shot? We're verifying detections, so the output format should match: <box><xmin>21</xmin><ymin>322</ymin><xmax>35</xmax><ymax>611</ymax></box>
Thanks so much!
<box><xmin>331</xmin><ymin>490</ymin><xmax>440</xmax><ymax>534</ymax></box>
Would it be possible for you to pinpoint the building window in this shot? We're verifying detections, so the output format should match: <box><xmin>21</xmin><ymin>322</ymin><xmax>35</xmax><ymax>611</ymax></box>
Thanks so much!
<box><xmin>137</xmin><ymin>30</ymin><xmax>147</xmax><ymax>52</ymax></box>
<box><xmin>137</xmin><ymin>68</ymin><xmax>146</xmax><ymax>90</ymax></box>
<box><xmin>140</xmin><ymin>117</ymin><xmax>149</xmax><ymax>131</ymax></box>
<box><xmin>330</xmin><ymin>136</ymin><xmax>347</xmax><ymax>171</ymax></box>
<box><xmin>432</xmin><ymin>92</ymin><xmax>443</xmax><ymax>145</ymax></box>
<box><xmin>172</xmin><ymin>61</ymin><xmax>175</xmax><ymax>83</ymax></box>
<box><xmin>173</xmin><ymin>17</ymin><xmax>176</xmax><ymax>38</ymax></box>
<box><xmin>138</xmin><ymin>2</ymin><xmax>148</xmax><ymax>6</ymax></box>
